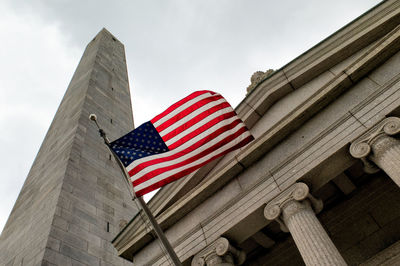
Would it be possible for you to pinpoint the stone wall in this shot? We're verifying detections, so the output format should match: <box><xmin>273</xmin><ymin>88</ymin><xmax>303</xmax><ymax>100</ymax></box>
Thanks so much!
<box><xmin>0</xmin><ymin>29</ymin><xmax>138</xmax><ymax>265</ymax></box>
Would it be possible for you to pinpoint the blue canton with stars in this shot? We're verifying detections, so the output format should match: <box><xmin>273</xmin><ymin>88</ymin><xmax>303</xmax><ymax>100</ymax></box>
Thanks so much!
<box><xmin>110</xmin><ymin>122</ymin><xmax>170</xmax><ymax>167</ymax></box>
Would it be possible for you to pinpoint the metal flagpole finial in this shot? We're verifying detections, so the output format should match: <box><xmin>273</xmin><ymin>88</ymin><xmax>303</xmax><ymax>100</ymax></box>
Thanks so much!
<box><xmin>89</xmin><ymin>113</ymin><xmax>110</xmax><ymax>145</ymax></box>
<box><xmin>89</xmin><ymin>113</ymin><xmax>97</xmax><ymax>121</ymax></box>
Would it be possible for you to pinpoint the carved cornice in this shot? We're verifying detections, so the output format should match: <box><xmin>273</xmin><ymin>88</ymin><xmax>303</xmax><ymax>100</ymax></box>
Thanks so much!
<box><xmin>191</xmin><ymin>237</ymin><xmax>246</xmax><ymax>266</ymax></box>
<box><xmin>349</xmin><ymin>117</ymin><xmax>400</xmax><ymax>173</ymax></box>
<box><xmin>264</xmin><ymin>183</ymin><xmax>323</xmax><ymax>232</ymax></box>
<box><xmin>246</xmin><ymin>69</ymin><xmax>274</xmax><ymax>95</ymax></box>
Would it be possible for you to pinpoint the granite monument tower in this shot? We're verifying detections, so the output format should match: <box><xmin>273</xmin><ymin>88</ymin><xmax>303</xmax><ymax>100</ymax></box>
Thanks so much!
<box><xmin>0</xmin><ymin>28</ymin><xmax>137</xmax><ymax>265</ymax></box>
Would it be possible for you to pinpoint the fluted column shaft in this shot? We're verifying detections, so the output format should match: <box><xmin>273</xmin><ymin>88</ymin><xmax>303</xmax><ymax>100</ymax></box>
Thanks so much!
<box><xmin>369</xmin><ymin>134</ymin><xmax>400</xmax><ymax>186</ymax></box>
<box><xmin>282</xmin><ymin>200</ymin><xmax>347</xmax><ymax>266</ymax></box>
<box><xmin>264</xmin><ymin>183</ymin><xmax>347</xmax><ymax>266</ymax></box>
<box><xmin>350</xmin><ymin>117</ymin><xmax>400</xmax><ymax>187</ymax></box>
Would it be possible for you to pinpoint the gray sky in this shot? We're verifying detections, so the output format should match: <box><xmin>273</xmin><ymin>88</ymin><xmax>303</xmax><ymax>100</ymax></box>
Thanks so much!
<box><xmin>0</xmin><ymin>0</ymin><xmax>381</xmax><ymax>232</ymax></box>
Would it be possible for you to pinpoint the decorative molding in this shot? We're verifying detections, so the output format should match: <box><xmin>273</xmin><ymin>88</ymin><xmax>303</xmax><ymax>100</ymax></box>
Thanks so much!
<box><xmin>191</xmin><ymin>237</ymin><xmax>246</xmax><ymax>266</ymax></box>
<box><xmin>270</xmin><ymin>71</ymin><xmax>400</xmax><ymax>178</ymax></box>
<box><xmin>350</xmin><ymin>116</ymin><xmax>400</xmax><ymax>172</ymax></box>
<box><xmin>264</xmin><ymin>183</ymin><xmax>323</xmax><ymax>232</ymax></box>
<box><xmin>246</xmin><ymin>69</ymin><xmax>274</xmax><ymax>95</ymax></box>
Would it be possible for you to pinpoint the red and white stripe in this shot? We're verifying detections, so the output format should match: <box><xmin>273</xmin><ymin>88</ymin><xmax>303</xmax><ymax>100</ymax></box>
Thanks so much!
<box><xmin>128</xmin><ymin>90</ymin><xmax>254</xmax><ymax>196</ymax></box>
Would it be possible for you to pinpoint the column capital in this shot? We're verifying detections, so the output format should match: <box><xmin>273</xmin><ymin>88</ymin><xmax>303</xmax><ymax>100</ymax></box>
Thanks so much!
<box><xmin>191</xmin><ymin>237</ymin><xmax>246</xmax><ymax>266</ymax></box>
<box><xmin>350</xmin><ymin>116</ymin><xmax>400</xmax><ymax>173</ymax></box>
<box><xmin>264</xmin><ymin>183</ymin><xmax>346</xmax><ymax>265</ymax></box>
<box><xmin>264</xmin><ymin>183</ymin><xmax>323</xmax><ymax>232</ymax></box>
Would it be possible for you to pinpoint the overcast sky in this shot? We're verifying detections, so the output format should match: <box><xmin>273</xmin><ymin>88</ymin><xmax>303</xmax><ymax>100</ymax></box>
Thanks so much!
<box><xmin>0</xmin><ymin>0</ymin><xmax>382</xmax><ymax>232</ymax></box>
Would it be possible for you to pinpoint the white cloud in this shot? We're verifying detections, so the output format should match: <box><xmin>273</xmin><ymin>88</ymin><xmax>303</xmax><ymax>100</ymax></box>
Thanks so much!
<box><xmin>0</xmin><ymin>1</ymin><xmax>80</xmax><ymax>232</ymax></box>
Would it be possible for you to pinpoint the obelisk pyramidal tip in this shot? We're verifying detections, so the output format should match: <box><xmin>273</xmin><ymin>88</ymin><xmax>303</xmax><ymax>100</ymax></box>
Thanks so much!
<box><xmin>0</xmin><ymin>29</ymin><xmax>137</xmax><ymax>265</ymax></box>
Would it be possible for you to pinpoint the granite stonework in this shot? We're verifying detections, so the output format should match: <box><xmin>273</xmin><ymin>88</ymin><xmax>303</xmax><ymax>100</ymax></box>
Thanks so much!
<box><xmin>0</xmin><ymin>29</ymin><xmax>138</xmax><ymax>265</ymax></box>
<box><xmin>112</xmin><ymin>1</ymin><xmax>400</xmax><ymax>266</ymax></box>
<box><xmin>350</xmin><ymin>117</ymin><xmax>400</xmax><ymax>186</ymax></box>
<box><xmin>264</xmin><ymin>183</ymin><xmax>346</xmax><ymax>266</ymax></box>
<box><xmin>191</xmin><ymin>237</ymin><xmax>246</xmax><ymax>266</ymax></box>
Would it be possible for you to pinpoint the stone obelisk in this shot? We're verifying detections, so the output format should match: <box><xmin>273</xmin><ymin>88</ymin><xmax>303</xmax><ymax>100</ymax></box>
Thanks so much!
<box><xmin>0</xmin><ymin>29</ymin><xmax>138</xmax><ymax>265</ymax></box>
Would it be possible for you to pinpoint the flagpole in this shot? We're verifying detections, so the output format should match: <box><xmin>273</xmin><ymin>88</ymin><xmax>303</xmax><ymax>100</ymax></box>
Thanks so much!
<box><xmin>89</xmin><ymin>114</ymin><xmax>182</xmax><ymax>266</ymax></box>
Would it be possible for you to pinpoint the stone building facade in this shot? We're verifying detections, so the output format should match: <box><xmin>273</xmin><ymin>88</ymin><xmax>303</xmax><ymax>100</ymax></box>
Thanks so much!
<box><xmin>113</xmin><ymin>1</ymin><xmax>400</xmax><ymax>265</ymax></box>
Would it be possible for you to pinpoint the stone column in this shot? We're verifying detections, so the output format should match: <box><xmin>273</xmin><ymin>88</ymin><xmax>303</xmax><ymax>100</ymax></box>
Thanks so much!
<box><xmin>191</xmin><ymin>237</ymin><xmax>246</xmax><ymax>266</ymax></box>
<box><xmin>264</xmin><ymin>183</ymin><xmax>347</xmax><ymax>266</ymax></box>
<box><xmin>350</xmin><ymin>117</ymin><xmax>400</xmax><ymax>187</ymax></box>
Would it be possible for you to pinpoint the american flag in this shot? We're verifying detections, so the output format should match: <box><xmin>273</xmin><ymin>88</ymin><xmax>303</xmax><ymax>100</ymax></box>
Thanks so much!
<box><xmin>110</xmin><ymin>90</ymin><xmax>254</xmax><ymax>196</ymax></box>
